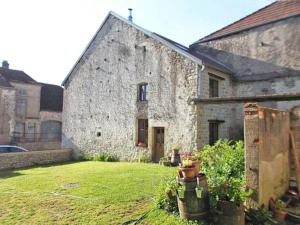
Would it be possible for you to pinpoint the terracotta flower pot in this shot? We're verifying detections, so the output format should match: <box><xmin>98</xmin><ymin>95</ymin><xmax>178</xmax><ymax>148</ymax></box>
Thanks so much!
<box><xmin>274</xmin><ymin>209</ymin><xmax>287</xmax><ymax>222</ymax></box>
<box><xmin>192</xmin><ymin>160</ymin><xmax>200</xmax><ymax>176</ymax></box>
<box><xmin>180</xmin><ymin>166</ymin><xmax>196</xmax><ymax>179</ymax></box>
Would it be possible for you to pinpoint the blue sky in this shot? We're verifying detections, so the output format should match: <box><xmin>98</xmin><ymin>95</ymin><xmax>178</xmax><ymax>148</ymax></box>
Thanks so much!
<box><xmin>0</xmin><ymin>0</ymin><xmax>274</xmax><ymax>85</ymax></box>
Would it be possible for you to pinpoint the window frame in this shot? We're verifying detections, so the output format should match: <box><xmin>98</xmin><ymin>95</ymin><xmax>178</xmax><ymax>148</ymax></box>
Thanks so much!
<box><xmin>137</xmin><ymin>119</ymin><xmax>148</xmax><ymax>147</ymax></box>
<box><xmin>138</xmin><ymin>83</ymin><xmax>148</xmax><ymax>102</ymax></box>
<box><xmin>15</xmin><ymin>99</ymin><xmax>27</xmax><ymax>117</ymax></box>
<box><xmin>208</xmin><ymin>120</ymin><xmax>224</xmax><ymax>145</ymax></box>
<box><xmin>209</xmin><ymin>77</ymin><xmax>219</xmax><ymax>98</ymax></box>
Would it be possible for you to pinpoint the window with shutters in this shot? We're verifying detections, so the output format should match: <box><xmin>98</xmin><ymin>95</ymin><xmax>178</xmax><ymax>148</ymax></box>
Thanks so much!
<box><xmin>137</xmin><ymin>119</ymin><xmax>148</xmax><ymax>146</ymax></box>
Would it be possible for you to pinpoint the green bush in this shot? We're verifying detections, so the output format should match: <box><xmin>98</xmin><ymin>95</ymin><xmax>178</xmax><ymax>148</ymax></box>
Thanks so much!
<box><xmin>138</xmin><ymin>152</ymin><xmax>151</xmax><ymax>163</ymax></box>
<box><xmin>200</xmin><ymin>140</ymin><xmax>251</xmax><ymax>206</ymax></box>
<box><xmin>155</xmin><ymin>176</ymin><xmax>178</xmax><ymax>214</ymax></box>
<box><xmin>245</xmin><ymin>206</ymin><xmax>275</xmax><ymax>225</ymax></box>
<box><xmin>81</xmin><ymin>151</ymin><xmax>119</xmax><ymax>162</ymax></box>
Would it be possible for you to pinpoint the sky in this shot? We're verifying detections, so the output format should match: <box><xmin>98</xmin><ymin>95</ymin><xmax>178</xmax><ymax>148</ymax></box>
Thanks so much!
<box><xmin>0</xmin><ymin>0</ymin><xmax>275</xmax><ymax>85</ymax></box>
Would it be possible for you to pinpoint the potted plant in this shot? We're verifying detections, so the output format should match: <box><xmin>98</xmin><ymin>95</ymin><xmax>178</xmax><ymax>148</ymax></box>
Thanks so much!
<box><xmin>192</xmin><ymin>149</ymin><xmax>201</xmax><ymax>176</ymax></box>
<box><xmin>171</xmin><ymin>144</ymin><xmax>181</xmax><ymax>155</ymax></box>
<box><xmin>178</xmin><ymin>159</ymin><xmax>195</xmax><ymax>179</ymax></box>
<box><xmin>200</xmin><ymin>140</ymin><xmax>252</xmax><ymax>225</ymax></box>
<box><xmin>270</xmin><ymin>199</ymin><xmax>287</xmax><ymax>222</ymax></box>
<box><xmin>170</xmin><ymin>144</ymin><xmax>181</xmax><ymax>166</ymax></box>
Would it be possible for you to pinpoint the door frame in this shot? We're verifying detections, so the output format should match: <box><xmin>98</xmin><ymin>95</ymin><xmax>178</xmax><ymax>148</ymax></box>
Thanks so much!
<box><xmin>152</xmin><ymin>127</ymin><xmax>165</xmax><ymax>162</ymax></box>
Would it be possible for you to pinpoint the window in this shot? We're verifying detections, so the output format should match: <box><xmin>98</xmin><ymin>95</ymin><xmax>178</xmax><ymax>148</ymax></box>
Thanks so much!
<box><xmin>137</xmin><ymin>119</ymin><xmax>148</xmax><ymax>146</ymax></box>
<box><xmin>16</xmin><ymin>99</ymin><xmax>27</xmax><ymax>117</ymax></box>
<box><xmin>138</xmin><ymin>83</ymin><xmax>148</xmax><ymax>101</ymax></box>
<box><xmin>209</xmin><ymin>78</ymin><xmax>219</xmax><ymax>98</ymax></box>
<box><xmin>17</xmin><ymin>89</ymin><xmax>27</xmax><ymax>96</ymax></box>
<box><xmin>209</xmin><ymin>122</ymin><xmax>219</xmax><ymax>145</ymax></box>
<box><xmin>14</xmin><ymin>123</ymin><xmax>25</xmax><ymax>137</ymax></box>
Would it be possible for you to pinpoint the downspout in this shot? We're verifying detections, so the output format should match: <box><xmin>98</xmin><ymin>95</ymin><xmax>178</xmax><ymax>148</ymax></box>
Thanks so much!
<box><xmin>197</xmin><ymin>63</ymin><xmax>205</xmax><ymax>98</ymax></box>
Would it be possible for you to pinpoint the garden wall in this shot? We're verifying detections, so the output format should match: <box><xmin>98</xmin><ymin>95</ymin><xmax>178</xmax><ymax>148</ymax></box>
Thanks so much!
<box><xmin>244</xmin><ymin>103</ymin><xmax>290</xmax><ymax>206</ymax></box>
<box><xmin>0</xmin><ymin>149</ymin><xmax>72</xmax><ymax>170</ymax></box>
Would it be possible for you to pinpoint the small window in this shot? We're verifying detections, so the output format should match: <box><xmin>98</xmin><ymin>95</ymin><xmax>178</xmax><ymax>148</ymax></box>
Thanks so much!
<box><xmin>16</xmin><ymin>99</ymin><xmax>27</xmax><ymax>117</ymax></box>
<box><xmin>138</xmin><ymin>83</ymin><xmax>148</xmax><ymax>101</ymax></box>
<box><xmin>209</xmin><ymin>122</ymin><xmax>219</xmax><ymax>145</ymax></box>
<box><xmin>17</xmin><ymin>89</ymin><xmax>27</xmax><ymax>96</ymax></box>
<box><xmin>209</xmin><ymin>78</ymin><xmax>219</xmax><ymax>98</ymax></box>
<box><xmin>137</xmin><ymin>119</ymin><xmax>148</xmax><ymax>146</ymax></box>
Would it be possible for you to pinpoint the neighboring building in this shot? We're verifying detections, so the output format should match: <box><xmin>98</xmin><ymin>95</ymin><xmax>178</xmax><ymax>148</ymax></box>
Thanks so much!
<box><xmin>0</xmin><ymin>61</ymin><xmax>63</xmax><ymax>150</ymax></box>
<box><xmin>62</xmin><ymin>1</ymin><xmax>300</xmax><ymax>161</ymax></box>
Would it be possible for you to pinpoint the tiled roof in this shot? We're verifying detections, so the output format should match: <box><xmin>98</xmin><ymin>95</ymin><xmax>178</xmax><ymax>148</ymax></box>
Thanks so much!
<box><xmin>0</xmin><ymin>67</ymin><xmax>38</xmax><ymax>85</ymax></box>
<box><xmin>40</xmin><ymin>83</ymin><xmax>63</xmax><ymax>112</ymax></box>
<box><xmin>196</xmin><ymin>0</ymin><xmax>300</xmax><ymax>43</ymax></box>
<box><xmin>0</xmin><ymin>74</ymin><xmax>13</xmax><ymax>88</ymax></box>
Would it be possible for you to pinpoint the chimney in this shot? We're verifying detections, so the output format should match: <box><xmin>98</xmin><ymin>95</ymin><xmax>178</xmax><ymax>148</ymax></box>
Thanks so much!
<box><xmin>2</xmin><ymin>60</ymin><xmax>9</xmax><ymax>69</ymax></box>
<box><xmin>128</xmin><ymin>8</ymin><xmax>133</xmax><ymax>22</ymax></box>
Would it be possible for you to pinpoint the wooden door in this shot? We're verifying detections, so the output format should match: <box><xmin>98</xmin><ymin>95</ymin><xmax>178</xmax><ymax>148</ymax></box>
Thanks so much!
<box><xmin>153</xmin><ymin>127</ymin><xmax>164</xmax><ymax>163</ymax></box>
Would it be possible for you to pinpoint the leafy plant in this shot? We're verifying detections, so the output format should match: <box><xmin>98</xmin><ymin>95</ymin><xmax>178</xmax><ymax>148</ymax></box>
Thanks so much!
<box><xmin>159</xmin><ymin>157</ymin><xmax>170</xmax><ymax>163</ymax></box>
<box><xmin>192</xmin><ymin>148</ymin><xmax>201</xmax><ymax>161</ymax></box>
<box><xmin>155</xmin><ymin>177</ymin><xmax>179</xmax><ymax>213</ymax></box>
<box><xmin>181</xmin><ymin>159</ymin><xmax>193</xmax><ymax>168</ymax></box>
<box><xmin>275</xmin><ymin>199</ymin><xmax>286</xmax><ymax>211</ymax></box>
<box><xmin>200</xmin><ymin>140</ymin><xmax>252</xmax><ymax>206</ymax></box>
<box><xmin>245</xmin><ymin>206</ymin><xmax>276</xmax><ymax>225</ymax></box>
<box><xmin>171</xmin><ymin>144</ymin><xmax>181</xmax><ymax>151</ymax></box>
<box><xmin>81</xmin><ymin>151</ymin><xmax>120</xmax><ymax>162</ymax></box>
<box><xmin>138</xmin><ymin>152</ymin><xmax>151</xmax><ymax>163</ymax></box>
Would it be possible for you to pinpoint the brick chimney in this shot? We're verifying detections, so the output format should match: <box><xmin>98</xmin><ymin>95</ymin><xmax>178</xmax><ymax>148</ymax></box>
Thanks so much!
<box><xmin>2</xmin><ymin>60</ymin><xmax>9</xmax><ymax>69</ymax></box>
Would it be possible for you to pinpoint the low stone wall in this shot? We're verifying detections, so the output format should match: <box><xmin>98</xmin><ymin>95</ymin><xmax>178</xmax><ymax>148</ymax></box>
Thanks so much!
<box><xmin>17</xmin><ymin>141</ymin><xmax>62</xmax><ymax>151</ymax></box>
<box><xmin>0</xmin><ymin>149</ymin><xmax>72</xmax><ymax>170</ymax></box>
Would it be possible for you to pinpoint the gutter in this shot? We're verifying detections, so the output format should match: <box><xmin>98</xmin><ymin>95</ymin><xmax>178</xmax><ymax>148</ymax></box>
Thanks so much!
<box><xmin>190</xmin><ymin>93</ymin><xmax>300</xmax><ymax>104</ymax></box>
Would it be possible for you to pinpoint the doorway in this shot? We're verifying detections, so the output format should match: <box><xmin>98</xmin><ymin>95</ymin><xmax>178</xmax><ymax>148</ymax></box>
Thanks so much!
<box><xmin>152</xmin><ymin>127</ymin><xmax>164</xmax><ymax>163</ymax></box>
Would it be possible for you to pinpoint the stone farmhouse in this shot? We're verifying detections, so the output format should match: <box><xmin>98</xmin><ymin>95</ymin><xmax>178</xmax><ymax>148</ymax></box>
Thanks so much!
<box><xmin>62</xmin><ymin>0</ymin><xmax>300</xmax><ymax>161</ymax></box>
<box><xmin>0</xmin><ymin>61</ymin><xmax>63</xmax><ymax>150</ymax></box>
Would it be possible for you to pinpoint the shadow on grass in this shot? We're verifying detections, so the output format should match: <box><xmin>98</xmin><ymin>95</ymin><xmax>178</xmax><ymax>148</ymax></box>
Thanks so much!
<box><xmin>0</xmin><ymin>170</ymin><xmax>24</xmax><ymax>179</ymax></box>
<box><xmin>0</xmin><ymin>160</ymin><xmax>82</xmax><ymax>178</ymax></box>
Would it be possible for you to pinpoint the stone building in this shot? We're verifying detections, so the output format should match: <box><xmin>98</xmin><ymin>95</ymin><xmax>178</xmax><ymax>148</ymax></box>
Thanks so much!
<box><xmin>62</xmin><ymin>0</ymin><xmax>300</xmax><ymax>161</ymax></box>
<box><xmin>0</xmin><ymin>61</ymin><xmax>63</xmax><ymax>150</ymax></box>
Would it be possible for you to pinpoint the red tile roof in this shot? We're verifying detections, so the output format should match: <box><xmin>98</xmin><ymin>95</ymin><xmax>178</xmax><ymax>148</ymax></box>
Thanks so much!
<box><xmin>196</xmin><ymin>0</ymin><xmax>300</xmax><ymax>43</ymax></box>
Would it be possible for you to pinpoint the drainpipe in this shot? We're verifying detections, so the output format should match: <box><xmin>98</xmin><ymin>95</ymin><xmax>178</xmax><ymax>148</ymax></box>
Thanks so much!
<box><xmin>197</xmin><ymin>63</ymin><xmax>205</xmax><ymax>98</ymax></box>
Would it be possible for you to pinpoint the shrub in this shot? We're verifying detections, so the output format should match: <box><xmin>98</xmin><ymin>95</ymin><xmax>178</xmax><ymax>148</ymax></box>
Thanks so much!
<box><xmin>81</xmin><ymin>151</ymin><xmax>119</xmax><ymax>162</ymax></box>
<box><xmin>200</xmin><ymin>140</ymin><xmax>251</xmax><ymax>206</ymax></box>
<box><xmin>155</xmin><ymin>176</ymin><xmax>178</xmax><ymax>214</ymax></box>
<box><xmin>138</xmin><ymin>152</ymin><xmax>151</xmax><ymax>163</ymax></box>
<box><xmin>245</xmin><ymin>206</ymin><xmax>275</xmax><ymax>225</ymax></box>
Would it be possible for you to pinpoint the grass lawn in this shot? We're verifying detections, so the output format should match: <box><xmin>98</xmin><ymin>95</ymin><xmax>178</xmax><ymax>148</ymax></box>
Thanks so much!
<box><xmin>0</xmin><ymin>161</ymin><xmax>196</xmax><ymax>225</ymax></box>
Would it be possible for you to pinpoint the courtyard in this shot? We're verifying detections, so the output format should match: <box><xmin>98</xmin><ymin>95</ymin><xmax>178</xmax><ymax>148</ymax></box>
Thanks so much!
<box><xmin>0</xmin><ymin>161</ymin><xmax>195</xmax><ymax>225</ymax></box>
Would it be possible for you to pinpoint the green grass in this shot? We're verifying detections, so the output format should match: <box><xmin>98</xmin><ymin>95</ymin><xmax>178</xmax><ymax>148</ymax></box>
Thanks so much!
<box><xmin>0</xmin><ymin>161</ymin><xmax>197</xmax><ymax>225</ymax></box>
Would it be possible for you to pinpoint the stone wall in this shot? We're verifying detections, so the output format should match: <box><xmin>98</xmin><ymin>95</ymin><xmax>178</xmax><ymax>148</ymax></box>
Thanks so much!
<box><xmin>18</xmin><ymin>141</ymin><xmax>62</xmax><ymax>151</ymax></box>
<box><xmin>197</xmin><ymin>16</ymin><xmax>300</xmax><ymax>71</ymax></box>
<box><xmin>244</xmin><ymin>104</ymin><xmax>290</xmax><ymax>206</ymax></box>
<box><xmin>62</xmin><ymin>15</ymin><xmax>199</xmax><ymax>160</ymax></box>
<box><xmin>0</xmin><ymin>149</ymin><xmax>72</xmax><ymax>170</ymax></box>
<box><xmin>0</xmin><ymin>88</ymin><xmax>15</xmax><ymax>144</ymax></box>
